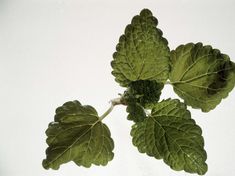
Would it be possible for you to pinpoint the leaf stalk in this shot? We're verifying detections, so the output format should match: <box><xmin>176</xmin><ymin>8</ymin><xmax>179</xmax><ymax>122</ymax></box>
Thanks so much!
<box><xmin>99</xmin><ymin>97</ymin><xmax>123</xmax><ymax>121</ymax></box>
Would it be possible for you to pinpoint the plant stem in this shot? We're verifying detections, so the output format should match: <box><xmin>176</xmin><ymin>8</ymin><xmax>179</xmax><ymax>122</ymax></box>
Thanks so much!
<box><xmin>99</xmin><ymin>97</ymin><xmax>123</xmax><ymax>121</ymax></box>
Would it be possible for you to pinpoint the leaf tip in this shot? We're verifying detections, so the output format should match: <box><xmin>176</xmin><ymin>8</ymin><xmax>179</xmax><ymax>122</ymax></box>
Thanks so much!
<box><xmin>42</xmin><ymin>159</ymin><xmax>50</xmax><ymax>170</ymax></box>
<box><xmin>140</xmin><ymin>8</ymin><xmax>152</xmax><ymax>17</ymax></box>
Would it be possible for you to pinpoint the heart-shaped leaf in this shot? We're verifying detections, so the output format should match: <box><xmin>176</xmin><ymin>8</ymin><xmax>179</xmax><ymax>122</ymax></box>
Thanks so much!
<box><xmin>170</xmin><ymin>43</ymin><xmax>235</xmax><ymax>112</ymax></box>
<box><xmin>43</xmin><ymin>101</ymin><xmax>114</xmax><ymax>169</ymax></box>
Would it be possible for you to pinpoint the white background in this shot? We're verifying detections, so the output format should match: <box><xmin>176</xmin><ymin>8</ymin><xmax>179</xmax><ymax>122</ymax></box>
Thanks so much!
<box><xmin>0</xmin><ymin>0</ymin><xmax>235</xmax><ymax>176</ymax></box>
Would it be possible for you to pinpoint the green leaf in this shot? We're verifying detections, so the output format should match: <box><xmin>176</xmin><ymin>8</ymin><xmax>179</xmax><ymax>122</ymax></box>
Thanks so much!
<box><xmin>128</xmin><ymin>80</ymin><xmax>164</xmax><ymax>108</ymax></box>
<box><xmin>126</xmin><ymin>103</ymin><xmax>146</xmax><ymax>123</ymax></box>
<box><xmin>122</xmin><ymin>80</ymin><xmax>163</xmax><ymax>122</ymax></box>
<box><xmin>170</xmin><ymin>43</ymin><xmax>235</xmax><ymax>112</ymax></box>
<box><xmin>42</xmin><ymin>101</ymin><xmax>114</xmax><ymax>170</ymax></box>
<box><xmin>124</xmin><ymin>92</ymin><xmax>147</xmax><ymax>123</ymax></box>
<box><xmin>111</xmin><ymin>9</ymin><xmax>170</xmax><ymax>87</ymax></box>
<box><xmin>131</xmin><ymin>99</ymin><xmax>207</xmax><ymax>175</ymax></box>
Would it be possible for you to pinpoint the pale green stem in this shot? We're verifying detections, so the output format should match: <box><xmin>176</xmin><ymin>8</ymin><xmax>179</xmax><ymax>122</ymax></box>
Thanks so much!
<box><xmin>99</xmin><ymin>97</ymin><xmax>123</xmax><ymax>121</ymax></box>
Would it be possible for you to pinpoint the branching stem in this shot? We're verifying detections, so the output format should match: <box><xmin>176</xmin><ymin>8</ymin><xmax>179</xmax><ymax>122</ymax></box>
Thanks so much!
<box><xmin>99</xmin><ymin>97</ymin><xmax>124</xmax><ymax>121</ymax></box>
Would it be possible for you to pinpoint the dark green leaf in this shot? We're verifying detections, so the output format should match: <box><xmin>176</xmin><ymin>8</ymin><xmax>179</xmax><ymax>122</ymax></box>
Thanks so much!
<box><xmin>170</xmin><ymin>43</ymin><xmax>235</xmax><ymax>112</ymax></box>
<box><xmin>42</xmin><ymin>101</ymin><xmax>114</xmax><ymax>170</ymax></box>
<box><xmin>131</xmin><ymin>99</ymin><xmax>207</xmax><ymax>175</ymax></box>
<box><xmin>128</xmin><ymin>80</ymin><xmax>164</xmax><ymax>108</ymax></box>
<box><xmin>122</xmin><ymin>80</ymin><xmax>163</xmax><ymax>122</ymax></box>
<box><xmin>124</xmin><ymin>92</ymin><xmax>147</xmax><ymax>123</ymax></box>
<box><xmin>126</xmin><ymin>102</ymin><xmax>146</xmax><ymax>123</ymax></box>
<box><xmin>111</xmin><ymin>9</ymin><xmax>170</xmax><ymax>87</ymax></box>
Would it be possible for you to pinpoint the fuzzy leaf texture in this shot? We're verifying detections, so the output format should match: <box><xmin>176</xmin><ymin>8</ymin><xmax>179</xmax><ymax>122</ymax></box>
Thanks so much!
<box><xmin>128</xmin><ymin>80</ymin><xmax>164</xmax><ymax>108</ymax></box>
<box><xmin>170</xmin><ymin>43</ymin><xmax>235</xmax><ymax>112</ymax></box>
<box><xmin>124</xmin><ymin>80</ymin><xmax>163</xmax><ymax>122</ymax></box>
<box><xmin>131</xmin><ymin>99</ymin><xmax>207</xmax><ymax>175</ymax></box>
<box><xmin>124</xmin><ymin>90</ymin><xmax>147</xmax><ymax>123</ymax></box>
<box><xmin>126</xmin><ymin>102</ymin><xmax>146</xmax><ymax>123</ymax></box>
<box><xmin>111</xmin><ymin>9</ymin><xmax>170</xmax><ymax>87</ymax></box>
<box><xmin>43</xmin><ymin>101</ymin><xmax>114</xmax><ymax>170</ymax></box>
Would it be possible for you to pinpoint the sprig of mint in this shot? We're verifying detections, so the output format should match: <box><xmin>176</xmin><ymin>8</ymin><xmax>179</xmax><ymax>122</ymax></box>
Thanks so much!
<box><xmin>42</xmin><ymin>9</ymin><xmax>235</xmax><ymax>175</ymax></box>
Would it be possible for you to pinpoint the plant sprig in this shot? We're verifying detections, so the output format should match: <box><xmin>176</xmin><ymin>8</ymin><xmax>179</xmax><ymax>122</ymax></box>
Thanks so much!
<box><xmin>42</xmin><ymin>9</ymin><xmax>235</xmax><ymax>175</ymax></box>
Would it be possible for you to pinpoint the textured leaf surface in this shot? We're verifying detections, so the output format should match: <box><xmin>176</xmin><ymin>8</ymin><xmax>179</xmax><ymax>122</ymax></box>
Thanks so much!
<box><xmin>131</xmin><ymin>99</ymin><xmax>207</xmax><ymax>175</ymax></box>
<box><xmin>123</xmin><ymin>80</ymin><xmax>163</xmax><ymax>122</ymax></box>
<box><xmin>43</xmin><ymin>101</ymin><xmax>114</xmax><ymax>170</ymax></box>
<box><xmin>170</xmin><ymin>43</ymin><xmax>235</xmax><ymax>112</ymax></box>
<box><xmin>124</xmin><ymin>92</ymin><xmax>147</xmax><ymax>123</ymax></box>
<box><xmin>128</xmin><ymin>80</ymin><xmax>164</xmax><ymax>108</ymax></box>
<box><xmin>111</xmin><ymin>9</ymin><xmax>170</xmax><ymax>87</ymax></box>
